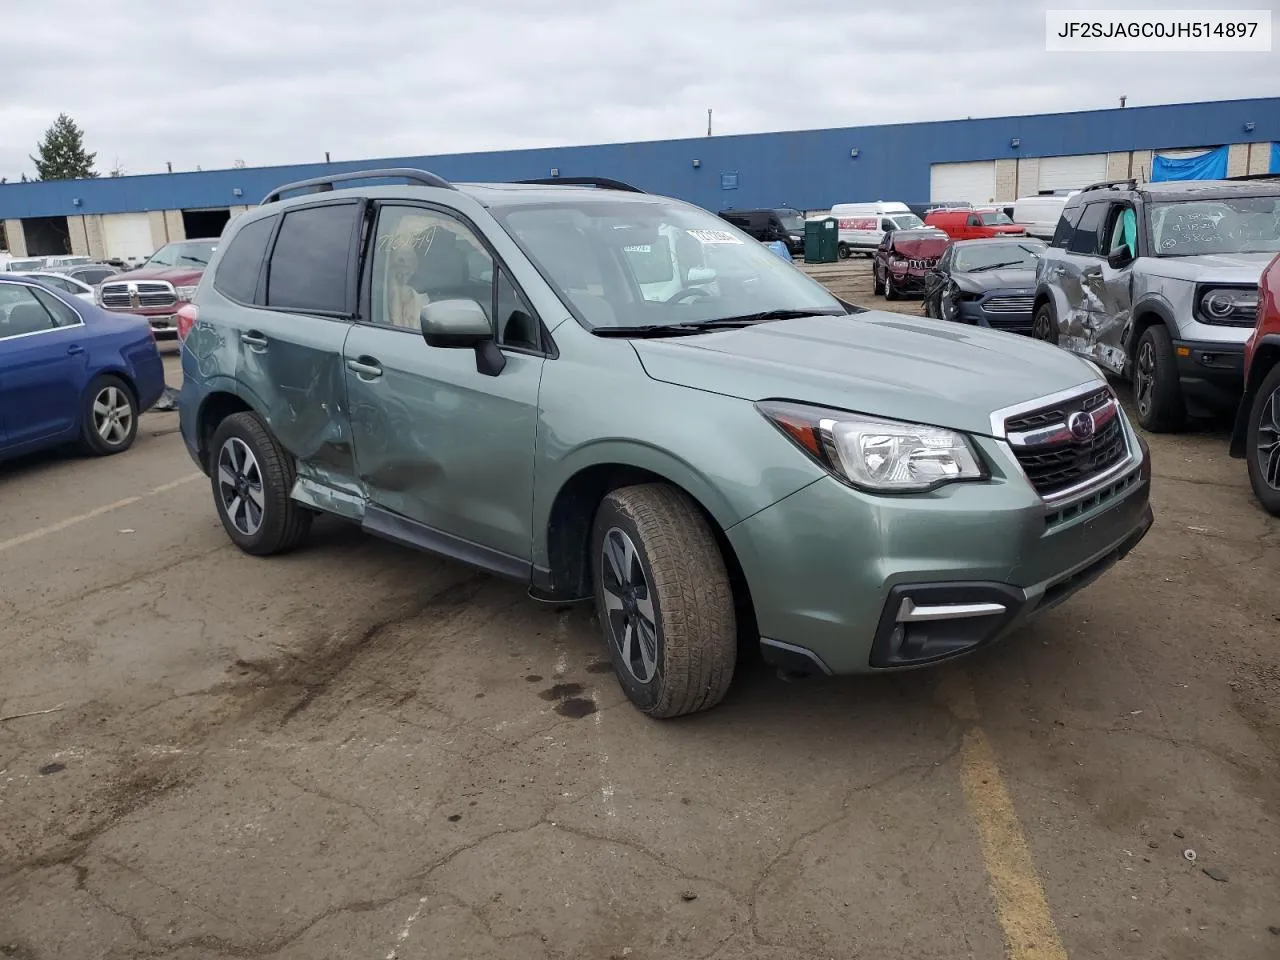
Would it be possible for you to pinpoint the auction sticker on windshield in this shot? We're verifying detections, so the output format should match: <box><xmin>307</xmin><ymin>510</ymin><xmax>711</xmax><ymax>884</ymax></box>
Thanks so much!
<box><xmin>687</xmin><ymin>229</ymin><xmax>743</xmax><ymax>244</ymax></box>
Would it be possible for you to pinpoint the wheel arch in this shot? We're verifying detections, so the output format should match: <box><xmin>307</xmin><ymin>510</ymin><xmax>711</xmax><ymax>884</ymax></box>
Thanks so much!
<box><xmin>538</xmin><ymin>457</ymin><xmax>759</xmax><ymax>653</ymax></box>
<box><xmin>193</xmin><ymin>381</ymin><xmax>270</xmax><ymax>472</ymax></box>
<box><xmin>1230</xmin><ymin>334</ymin><xmax>1280</xmax><ymax>457</ymax></box>
<box><xmin>1123</xmin><ymin>297</ymin><xmax>1177</xmax><ymax>368</ymax></box>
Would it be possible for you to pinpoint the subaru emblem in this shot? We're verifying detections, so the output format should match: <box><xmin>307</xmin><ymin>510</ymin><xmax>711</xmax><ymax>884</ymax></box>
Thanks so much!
<box><xmin>1068</xmin><ymin>411</ymin><xmax>1095</xmax><ymax>441</ymax></box>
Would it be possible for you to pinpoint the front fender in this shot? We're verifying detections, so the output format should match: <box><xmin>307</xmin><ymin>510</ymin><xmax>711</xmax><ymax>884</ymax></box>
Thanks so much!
<box><xmin>1126</xmin><ymin>294</ymin><xmax>1177</xmax><ymax>352</ymax></box>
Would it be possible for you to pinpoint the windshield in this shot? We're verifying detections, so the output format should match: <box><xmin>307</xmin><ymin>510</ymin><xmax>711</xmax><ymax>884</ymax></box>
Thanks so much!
<box><xmin>146</xmin><ymin>240</ymin><xmax>217</xmax><ymax>268</ymax></box>
<box><xmin>979</xmin><ymin>211</ymin><xmax>1014</xmax><ymax>225</ymax></box>
<box><xmin>776</xmin><ymin>209</ymin><xmax>805</xmax><ymax>232</ymax></box>
<box><xmin>492</xmin><ymin>198</ymin><xmax>845</xmax><ymax>331</ymax></box>
<box><xmin>891</xmin><ymin>214</ymin><xmax>924</xmax><ymax>230</ymax></box>
<box><xmin>953</xmin><ymin>240</ymin><xmax>1045</xmax><ymax>272</ymax></box>
<box><xmin>1149</xmin><ymin>196</ymin><xmax>1280</xmax><ymax>257</ymax></box>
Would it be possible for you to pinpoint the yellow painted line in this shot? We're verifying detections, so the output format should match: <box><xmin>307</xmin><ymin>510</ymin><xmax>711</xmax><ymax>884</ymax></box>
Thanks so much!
<box><xmin>0</xmin><ymin>472</ymin><xmax>203</xmax><ymax>555</ymax></box>
<box><xmin>939</xmin><ymin>669</ymin><xmax>1069</xmax><ymax>960</ymax></box>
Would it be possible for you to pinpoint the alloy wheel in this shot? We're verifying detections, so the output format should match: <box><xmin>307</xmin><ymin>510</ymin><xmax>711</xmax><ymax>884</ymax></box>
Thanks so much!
<box><xmin>217</xmin><ymin>437</ymin><xmax>266</xmax><ymax>537</ymax></box>
<box><xmin>1256</xmin><ymin>385</ymin><xmax>1280</xmax><ymax>491</ymax></box>
<box><xmin>1032</xmin><ymin>310</ymin><xmax>1052</xmax><ymax>342</ymax></box>
<box><xmin>1135</xmin><ymin>340</ymin><xmax>1155</xmax><ymax>417</ymax></box>
<box><xmin>92</xmin><ymin>385</ymin><xmax>133</xmax><ymax>446</ymax></box>
<box><xmin>600</xmin><ymin>527</ymin><xmax>658</xmax><ymax>684</ymax></box>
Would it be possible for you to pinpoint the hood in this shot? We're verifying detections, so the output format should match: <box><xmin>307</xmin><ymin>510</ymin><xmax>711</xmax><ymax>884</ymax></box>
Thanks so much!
<box><xmin>105</xmin><ymin>264</ymin><xmax>205</xmax><ymax>284</ymax></box>
<box><xmin>890</xmin><ymin>236</ymin><xmax>949</xmax><ymax>259</ymax></box>
<box><xmin>955</xmin><ymin>267</ymin><xmax>1037</xmax><ymax>292</ymax></box>
<box><xmin>1142</xmin><ymin>251</ymin><xmax>1276</xmax><ymax>283</ymax></box>
<box><xmin>632</xmin><ymin>312</ymin><xmax>1102</xmax><ymax>437</ymax></box>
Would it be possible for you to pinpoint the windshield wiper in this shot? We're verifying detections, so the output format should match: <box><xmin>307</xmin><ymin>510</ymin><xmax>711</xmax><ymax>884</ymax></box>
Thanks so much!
<box><xmin>592</xmin><ymin>309</ymin><xmax>840</xmax><ymax>338</ymax></box>
<box><xmin>967</xmin><ymin>260</ymin><xmax>1028</xmax><ymax>273</ymax></box>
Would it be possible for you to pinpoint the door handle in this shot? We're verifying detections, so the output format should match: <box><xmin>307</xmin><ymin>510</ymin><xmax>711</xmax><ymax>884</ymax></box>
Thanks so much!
<box><xmin>240</xmin><ymin>331</ymin><xmax>268</xmax><ymax>349</ymax></box>
<box><xmin>67</xmin><ymin>344</ymin><xmax>85</xmax><ymax>356</ymax></box>
<box><xmin>346</xmin><ymin>357</ymin><xmax>383</xmax><ymax>380</ymax></box>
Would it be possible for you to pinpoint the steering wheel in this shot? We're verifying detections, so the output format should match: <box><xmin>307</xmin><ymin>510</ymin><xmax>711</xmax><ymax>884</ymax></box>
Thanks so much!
<box><xmin>664</xmin><ymin>286</ymin><xmax>714</xmax><ymax>305</ymax></box>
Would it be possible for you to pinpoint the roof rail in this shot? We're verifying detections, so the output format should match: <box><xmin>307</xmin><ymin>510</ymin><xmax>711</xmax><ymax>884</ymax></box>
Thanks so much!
<box><xmin>1079</xmin><ymin>178</ymin><xmax>1138</xmax><ymax>193</ymax></box>
<box><xmin>513</xmin><ymin>176</ymin><xmax>646</xmax><ymax>194</ymax></box>
<box><xmin>261</xmin><ymin>167</ymin><xmax>455</xmax><ymax>205</ymax></box>
<box><xmin>1226</xmin><ymin>172</ymin><xmax>1280</xmax><ymax>181</ymax></box>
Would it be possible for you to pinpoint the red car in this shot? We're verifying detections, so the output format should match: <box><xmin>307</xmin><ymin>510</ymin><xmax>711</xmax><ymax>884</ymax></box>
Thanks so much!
<box><xmin>1229</xmin><ymin>250</ymin><xmax>1280</xmax><ymax>515</ymax></box>
<box><xmin>96</xmin><ymin>238</ymin><xmax>218</xmax><ymax>340</ymax></box>
<box><xmin>872</xmin><ymin>228</ymin><xmax>951</xmax><ymax>300</ymax></box>
<box><xmin>925</xmin><ymin>209</ymin><xmax>1027</xmax><ymax>241</ymax></box>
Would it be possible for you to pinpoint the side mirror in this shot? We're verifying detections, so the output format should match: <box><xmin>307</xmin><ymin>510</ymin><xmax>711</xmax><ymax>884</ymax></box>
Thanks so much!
<box><xmin>420</xmin><ymin>299</ymin><xmax>506</xmax><ymax>377</ymax></box>
<box><xmin>1107</xmin><ymin>246</ymin><xmax>1134</xmax><ymax>269</ymax></box>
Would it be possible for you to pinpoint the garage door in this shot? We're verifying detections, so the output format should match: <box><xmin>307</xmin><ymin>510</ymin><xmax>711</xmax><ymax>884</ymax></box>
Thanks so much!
<box><xmin>930</xmin><ymin>161</ymin><xmax>997</xmax><ymax>203</ymax></box>
<box><xmin>1037</xmin><ymin>154</ymin><xmax>1108</xmax><ymax>192</ymax></box>
<box><xmin>102</xmin><ymin>213</ymin><xmax>156</xmax><ymax>262</ymax></box>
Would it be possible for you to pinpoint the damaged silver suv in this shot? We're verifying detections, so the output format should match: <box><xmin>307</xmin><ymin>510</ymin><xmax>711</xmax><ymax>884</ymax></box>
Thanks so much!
<box><xmin>1032</xmin><ymin>177</ymin><xmax>1280</xmax><ymax>432</ymax></box>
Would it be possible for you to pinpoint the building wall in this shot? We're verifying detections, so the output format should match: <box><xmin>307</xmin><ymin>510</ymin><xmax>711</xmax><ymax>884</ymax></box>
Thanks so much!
<box><xmin>1247</xmin><ymin>142</ymin><xmax>1273</xmax><ymax>174</ymax></box>
<box><xmin>163</xmin><ymin>209</ymin><xmax>186</xmax><ymax>243</ymax></box>
<box><xmin>4</xmin><ymin>219</ymin><xmax>26</xmax><ymax>256</ymax></box>
<box><xmin>0</xmin><ymin>97</ymin><xmax>1275</xmax><ymax>219</ymax></box>
<box><xmin>148</xmin><ymin>210</ymin><xmax>169</xmax><ymax>248</ymax></box>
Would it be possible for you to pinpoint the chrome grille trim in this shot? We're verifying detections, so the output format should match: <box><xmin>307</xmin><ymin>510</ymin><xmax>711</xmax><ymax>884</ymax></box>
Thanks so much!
<box><xmin>100</xmin><ymin>279</ymin><xmax>178</xmax><ymax>310</ymax></box>
<box><xmin>982</xmin><ymin>295</ymin><xmax>1034</xmax><ymax>314</ymax></box>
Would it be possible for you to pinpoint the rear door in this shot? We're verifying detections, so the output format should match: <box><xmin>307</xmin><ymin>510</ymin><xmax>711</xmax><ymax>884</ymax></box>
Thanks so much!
<box><xmin>0</xmin><ymin>284</ymin><xmax>90</xmax><ymax>447</ymax></box>
<box><xmin>1059</xmin><ymin>201</ymin><xmax>1110</xmax><ymax>352</ymax></box>
<box><xmin>228</xmin><ymin>201</ymin><xmax>362</xmax><ymax>491</ymax></box>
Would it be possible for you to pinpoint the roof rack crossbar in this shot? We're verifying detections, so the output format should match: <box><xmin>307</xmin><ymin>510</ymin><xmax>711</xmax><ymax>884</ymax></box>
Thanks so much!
<box><xmin>514</xmin><ymin>176</ymin><xmax>646</xmax><ymax>194</ymax></box>
<box><xmin>1079</xmin><ymin>178</ymin><xmax>1138</xmax><ymax>193</ymax></box>
<box><xmin>261</xmin><ymin>167</ymin><xmax>455</xmax><ymax>205</ymax></box>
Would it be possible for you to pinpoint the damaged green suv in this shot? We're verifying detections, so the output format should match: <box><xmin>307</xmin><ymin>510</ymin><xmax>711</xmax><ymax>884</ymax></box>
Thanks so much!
<box><xmin>178</xmin><ymin>169</ymin><xmax>1154</xmax><ymax>718</ymax></box>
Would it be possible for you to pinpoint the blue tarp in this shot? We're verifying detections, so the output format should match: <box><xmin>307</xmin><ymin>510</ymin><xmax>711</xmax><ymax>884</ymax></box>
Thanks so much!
<box><xmin>1150</xmin><ymin>145</ymin><xmax>1229</xmax><ymax>182</ymax></box>
<box><xmin>1272</xmin><ymin>142</ymin><xmax>1280</xmax><ymax>174</ymax></box>
<box><xmin>765</xmin><ymin>240</ymin><xmax>793</xmax><ymax>262</ymax></box>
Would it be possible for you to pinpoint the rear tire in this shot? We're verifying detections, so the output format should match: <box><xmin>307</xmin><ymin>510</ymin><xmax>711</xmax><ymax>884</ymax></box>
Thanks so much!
<box><xmin>1245</xmin><ymin>363</ymin><xmax>1280</xmax><ymax>516</ymax></box>
<box><xmin>873</xmin><ymin>270</ymin><xmax>885</xmax><ymax>296</ymax></box>
<box><xmin>79</xmin><ymin>375</ymin><xmax>138</xmax><ymax>456</ymax></box>
<box><xmin>1132</xmin><ymin>325</ymin><xmax>1186</xmax><ymax>433</ymax></box>
<box><xmin>590</xmin><ymin>484</ymin><xmax>736</xmax><ymax>719</ymax></box>
<box><xmin>209</xmin><ymin>412</ymin><xmax>313</xmax><ymax>556</ymax></box>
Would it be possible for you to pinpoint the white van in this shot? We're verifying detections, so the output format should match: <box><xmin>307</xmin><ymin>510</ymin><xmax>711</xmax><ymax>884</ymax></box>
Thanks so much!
<box><xmin>822</xmin><ymin>202</ymin><xmax>925</xmax><ymax>258</ymax></box>
<box><xmin>1011</xmin><ymin>193</ymin><xmax>1078</xmax><ymax>241</ymax></box>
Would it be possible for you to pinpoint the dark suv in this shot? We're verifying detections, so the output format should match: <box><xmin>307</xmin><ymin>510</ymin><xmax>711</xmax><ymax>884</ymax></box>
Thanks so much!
<box><xmin>717</xmin><ymin>208</ymin><xmax>805</xmax><ymax>255</ymax></box>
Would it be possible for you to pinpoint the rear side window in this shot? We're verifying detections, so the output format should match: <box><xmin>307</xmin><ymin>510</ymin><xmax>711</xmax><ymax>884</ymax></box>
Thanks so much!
<box><xmin>1067</xmin><ymin>202</ymin><xmax>1108</xmax><ymax>255</ymax></box>
<box><xmin>30</xmin><ymin>287</ymin><xmax>81</xmax><ymax>326</ymax></box>
<box><xmin>214</xmin><ymin>215</ymin><xmax>278</xmax><ymax>303</ymax></box>
<box><xmin>1051</xmin><ymin>206</ymin><xmax>1083</xmax><ymax>247</ymax></box>
<box><xmin>266</xmin><ymin>203</ymin><xmax>360</xmax><ymax>314</ymax></box>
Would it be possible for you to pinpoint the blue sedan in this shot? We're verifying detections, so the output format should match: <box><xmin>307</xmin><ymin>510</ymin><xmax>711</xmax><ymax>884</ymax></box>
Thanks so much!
<box><xmin>0</xmin><ymin>276</ymin><xmax>166</xmax><ymax>462</ymax></box>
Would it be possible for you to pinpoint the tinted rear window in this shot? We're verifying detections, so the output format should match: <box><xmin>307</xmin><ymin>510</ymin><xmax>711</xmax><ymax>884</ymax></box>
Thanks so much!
<box><xmin>1066</xmin><ymin>202</ymin><xmax>1108</xmax><ymax>255</ymax></box>
<box><xmin>1051</xmin><ymin>206</ymin><xmax>1084</xmax><ymax>247</ymax></box>
<box><xmin>266</xmin><ymin>203</ymin><xmax>359</xmax><ymax>313</ymax></box>
<box><xmin>214</xmin><ymin>215</ymin><xmax>277</xmax><ymax>303</ymax></box>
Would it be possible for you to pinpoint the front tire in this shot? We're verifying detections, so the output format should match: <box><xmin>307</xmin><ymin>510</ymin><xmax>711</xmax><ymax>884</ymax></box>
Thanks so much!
<box><xmin>590</xmin><ymin>484</ymin><xmax>736</xmax><ymax>719</ymax></box>
<box><xmin>79</xmin><ymin>375</ymin><xmax>138</xmax><ymax>456</ymax></box>
<box><xmin>837</xmin><ymin>243</ymin><xmax>851</xmax><ymax>260</ymax></box>
<box><xmin>873</xmin><ymin>270</ymin><xmax>885</xmax><ymax>296</ymax></box>
<box><xmin>1132</xmin><ymin>325</ymin><xmax>1186</xmax><ymax>433</ymax></box>
<box><xmin>1031</xmin><ymin>304</ymin><xmax>1057</xmax><ymax>344</ymax></box>
<box><xmin>209</xmin><ymin>412</ymin><xmax>313</xmax><ymax>556</ymax></box>
<box><xmin>884</xmin><ymin>276</ymin><xmax>900</xmax><ymax>301</ymax></box>
<box><xmin>1245</xmin><ymin>363</ymin><xmax>1280</xmax><ymax>516</ymax></box>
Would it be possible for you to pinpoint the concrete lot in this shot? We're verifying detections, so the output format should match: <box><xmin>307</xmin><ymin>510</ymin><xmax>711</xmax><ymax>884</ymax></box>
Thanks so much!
<box><xmin>1</xmin><ymin>261</ymin><xmax>1277</xmax><ymax>960</ymax></box>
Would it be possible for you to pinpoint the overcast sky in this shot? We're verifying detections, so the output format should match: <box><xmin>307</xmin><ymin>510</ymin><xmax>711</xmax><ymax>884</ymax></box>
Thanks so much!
<box><xmin>1</xmin><ymin>0</ymin><xmax>1277</xmax><ymax>180</ymax></box>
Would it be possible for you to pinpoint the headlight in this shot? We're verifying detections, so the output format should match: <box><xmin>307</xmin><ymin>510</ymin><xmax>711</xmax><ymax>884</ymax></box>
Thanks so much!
<box><xmin>1196</xmin><ymin>285</ymin><xmax>1257</xmax><ymax>326</ymax></box>
<box><xmin>176</xmin><ymin>284</ymin><xmax>199</xmax><ymax>302</ymax></box>
<box><xmin>758</xmin><ymin>401</ymin><xmax>987</xmax><ymax>492</ymax></box>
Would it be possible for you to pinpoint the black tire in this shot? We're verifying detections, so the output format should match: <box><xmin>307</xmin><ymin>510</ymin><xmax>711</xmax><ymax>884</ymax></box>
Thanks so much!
<box><xmin>923</xmin><ymin>295</ymin><xmax>935</xmax><ymax>318</ymax></box>
<box><xmin>837</xmin><ymin>243</ymin><xmax>851</xmax><ymax>260</ymax></box>
<box><xmin>208</xmin><ymin>411</ymin><xmax>312</xmax><ymax>556</ymax></box>
<box><xmin>884</xmin><ymin>276</ymin><xmax>900</xmax><ymax>301</ymax></box>
<box><xmin>79</xmin><ymin>374</ymin><xmax>139</xmax><ymax>456</ymax></box>
<box><xmin>1132</xmin><ymin>325</ymin><xmax>1186</xmax><ymax>433</ymax></box>
<box><xmin>873</xmin><ymin>270</ymin><xmax>885</xmax><ymax>296</ymax></box>
<box><xmin>1031</xmin><ymin>303</ymin><xmax>1057</xmax><ymax>345</ymax></box>
<box><xmin>1245</xmin><ymin>363</ymin><xmax>1280</xmax><ymax>516</ymax></box>
<box><xmin>590</xmin><ymin>483</ymin><xmax>736</xmax><ymax>719</ymax></box>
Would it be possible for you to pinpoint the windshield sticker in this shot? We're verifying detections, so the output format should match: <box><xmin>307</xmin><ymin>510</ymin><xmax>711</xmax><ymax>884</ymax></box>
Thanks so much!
<box><xmin>686</xmin><ymin>229</ymin><xmax>743</xmax><ymax>245</ymax></box>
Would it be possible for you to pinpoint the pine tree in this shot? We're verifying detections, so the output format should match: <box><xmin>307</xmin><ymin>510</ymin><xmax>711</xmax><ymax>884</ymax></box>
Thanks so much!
<box><xmin>30</xmin><ymin>114</ymin><xmax>99</xmax><ymax>181</ymax></box>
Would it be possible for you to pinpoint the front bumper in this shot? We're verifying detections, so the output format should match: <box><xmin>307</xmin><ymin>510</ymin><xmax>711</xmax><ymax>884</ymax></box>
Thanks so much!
<box><xmin>101</xmin><ymin>306</ymin><xmax>183</xmax><ymax>338</ymax></box>
<box><xmin>886</xmin><ymin>272</ymin><xmax>927</xmax><ymax>294</ymax></box>
<box><xmin>727</xmin><ymin>430</ymin><xmax>1153</xmax><ymax>676</ymax></box>
<box><xmin>1173</xmin><ymin>338</ymin><xmax>1244</xmax><ymax>415</ymax></box>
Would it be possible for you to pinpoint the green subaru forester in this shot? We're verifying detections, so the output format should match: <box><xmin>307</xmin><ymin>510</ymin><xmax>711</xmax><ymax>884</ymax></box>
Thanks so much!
<box><xmin>177</xmin><ymin>169</ymin><xmax>1153</xmax><ymax>718</ymax></box>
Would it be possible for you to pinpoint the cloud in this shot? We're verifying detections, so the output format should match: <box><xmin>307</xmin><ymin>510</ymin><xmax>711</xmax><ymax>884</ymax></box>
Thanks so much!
<box><xmin>0</xmin><ymin>0</ymin><xmax>1275</xmax><ymax>179</ymax></box>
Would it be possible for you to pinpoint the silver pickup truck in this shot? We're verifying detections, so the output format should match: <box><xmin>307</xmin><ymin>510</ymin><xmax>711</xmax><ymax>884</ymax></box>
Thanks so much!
<box><xmin>1031</xmin><ymin>177</ymin><xmax>1280</xmax><ymax>432</ymax></box>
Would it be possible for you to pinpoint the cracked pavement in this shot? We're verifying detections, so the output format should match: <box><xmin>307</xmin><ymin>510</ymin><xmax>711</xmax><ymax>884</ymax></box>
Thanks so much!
<box><xmin>2</xmin><ymin>267</ymin><xmax>1278</xmax><ymax>959</ymax></box>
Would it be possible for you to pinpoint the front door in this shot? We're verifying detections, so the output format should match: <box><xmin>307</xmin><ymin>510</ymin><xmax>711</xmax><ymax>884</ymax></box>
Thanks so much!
<box><xmin>0</xmin><ymin>284</ymin><xmax>88</xmax><ymax>447</ymax></box>
<box><xmin>233</xmin><ymin>200</ymin><xmax>363</xmax><ymax>491</ymax></box>
<box><xmin>1058</xmin><ymin>200</ymin><xmax>1110</xmax><ymax>353</ymax></box>
<box><xmin>1091</xmin><ymin>203</ymin><xmax>1137</xmax><ymax>373</ymax></box>
<box><xmin>344</xmin><ymin>203</ymin><xmax>546</xmax><ymax>563</ymax></box>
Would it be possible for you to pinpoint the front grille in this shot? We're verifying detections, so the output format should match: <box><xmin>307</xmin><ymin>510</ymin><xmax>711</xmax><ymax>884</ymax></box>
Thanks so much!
<box><xmin>982</xmin><ymin>295</ymin><xmax>1034</xmax><ymax>314</ymax></box>
<box><xmin>100</xmin><ymin>280</ymin><xmax>177</xmax><ymax>310</ymax></box>
<box><xmin>1005</xmin><ymin>388</ymin><xmax>1130</xmax><ymax>499</ymax></box>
